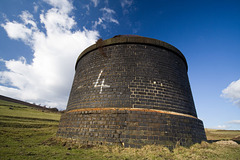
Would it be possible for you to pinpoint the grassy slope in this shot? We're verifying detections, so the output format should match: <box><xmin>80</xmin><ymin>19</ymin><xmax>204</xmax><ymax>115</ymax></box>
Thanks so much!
<box><xmin>205</xmin><ymin>128</ymin><xmax>240</xmax><ymax>141</ymax></box>
<box><xmin>0</xmin><ymin>99</ymin><xmax>240</xmax><ymax>160</ymax></box>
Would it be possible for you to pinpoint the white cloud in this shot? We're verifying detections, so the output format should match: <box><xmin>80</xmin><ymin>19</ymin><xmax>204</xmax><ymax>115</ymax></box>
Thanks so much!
<box><xmin>33</xmin><ymin>3</ymin><xmax>39</xmax><ymax>13</ymax></box>
<box><xmin>20</xmin><ymin>11</ymin><xmax>37</xmax><ymax>27</ymax></box>
<box><xmin>83</xmin><ymin>4</ymin><xmax>90</xmax><ymax>14</ymax></box>
<box><xmin>213</xmin><ymin>120</ymin><xmax>240</xmax><ymax>130</ymax></box>
<box><xmin>1</xmin><ymin>21</ymin><xmax>33</xmax><ymax>42</ymax></box>
<box><xmin>101</xmin><ymin>7</ymin><xmax>115</xmax><ymax>14</ymax></box>
<box><xmin>93</xmin><ymin>7</ymin><xmax>119</xmax><ymax>29</ymax></box>
<box><xmin>121</xmin><ymin>0</ymin><xmax>133</xmax><ymax>14</ymax></box>
<box><xmin>40</xmin><ymin>8</ymin><xmax>76</xmax><ymax>34</ymax></box>
<box><xmin>93</xmin><ymin>18</ymin><xmax>105</xmax><ymax>29</ymax></box>
<box><xmin>121</xmin><ymin>0</ymin><xmax>133</xmax><ymax>8</ymax></box>
<box><xmin>216</xmin><ymin>125</ymin><xmax>229</xmax><ymax>129</ymax></box>
<box><xmin>43</xmin><ymin>0</ymin><xmax>73</xmax><ymax>14</ymax></box>
<box><xmin>0</xmin><ymin>0</ymin><xmax>99</xmax><ymax>110</ymax></box>
<box><xmin>228</xmin><ymin>120</ymin><xmax>240</xmax><ymax>124</ymax></box>
<box><xmin>91</xmin><ymin>0</ymin><xmax>99</xmax><ymax>7</ymax></box>
<box><xmin>221</xmin><ymin>78</ymin><xmax>240</xmax><ymax>107</ymax></box>
<box><xmin>1</xmin><ymin>11</ymin><xmax>38</xmax><ymax>45</ymax></box>
<box><xmin>100</xmin><ymin>8</ymin><xmax>119</xmax><ymax>24</ymax></box>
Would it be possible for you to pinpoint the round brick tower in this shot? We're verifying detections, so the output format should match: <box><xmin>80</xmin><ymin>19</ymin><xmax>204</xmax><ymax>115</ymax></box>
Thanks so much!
<box><xmin>57</xmin><ymin>35</ymin><xmax>206</xmax><ymax>148</ymax></box>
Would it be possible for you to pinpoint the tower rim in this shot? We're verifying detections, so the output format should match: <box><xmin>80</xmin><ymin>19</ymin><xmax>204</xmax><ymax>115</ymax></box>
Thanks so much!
<box><xmin>75</xmin><ymin>35</ymin><xmax>188</xmax><ymax>71</ymax></box>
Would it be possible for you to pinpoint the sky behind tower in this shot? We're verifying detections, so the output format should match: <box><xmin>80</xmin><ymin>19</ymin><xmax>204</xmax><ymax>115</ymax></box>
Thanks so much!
<box><xmin>0</xmin><ymin>0</ymin><xmax>240</xmax><ymax>130</ymax></box>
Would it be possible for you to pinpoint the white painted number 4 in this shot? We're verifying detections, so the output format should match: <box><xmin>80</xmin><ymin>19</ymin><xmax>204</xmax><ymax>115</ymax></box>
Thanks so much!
<box><xmin>94</xmin><ymin>70</ymin><xmax>110</xmax><ymax>94</ymax></box>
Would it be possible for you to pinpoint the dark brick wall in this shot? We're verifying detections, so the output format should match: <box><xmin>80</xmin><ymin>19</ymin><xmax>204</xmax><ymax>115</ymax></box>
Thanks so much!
<box><xmin>57</xmin><ymin>36</ymin><xmax>206</xmax><ymax>147</ymax></box>
<box><xmin>57</xmin><ymin>108</ymin><xmax>206</xmax><ymax>148</ymax></box>
<box><xmin>67</xmin><ymin>43</ymin><xmax>196</xmax><ymax>116</ymax></box>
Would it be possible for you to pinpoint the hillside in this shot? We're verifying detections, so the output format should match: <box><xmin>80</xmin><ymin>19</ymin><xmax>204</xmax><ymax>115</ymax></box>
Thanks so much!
<box><xmin>0</xmin><ymin>95</ymin><xmax>59</xmax><ymax>112</ymax></box>
<box><xmin>0</xmin><ymin>99</ymin><xmax>239</xmax><ymax>160</ymax></box>
<box><xmin>206</xmin><ymin>128</ymin><xmax>240</xmax><ymax>143</ymax></box>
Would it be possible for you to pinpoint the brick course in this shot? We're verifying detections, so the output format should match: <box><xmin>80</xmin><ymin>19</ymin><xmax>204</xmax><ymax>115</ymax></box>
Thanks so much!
<box><xmin>57</xmin><ymin>108</ymin><xmax>205</xmax><ymax>148</ymax></box>
<box><xmin>57</xmin><ymin>35</ymin><xmax>206</xmax><ymax>148</ymax></box>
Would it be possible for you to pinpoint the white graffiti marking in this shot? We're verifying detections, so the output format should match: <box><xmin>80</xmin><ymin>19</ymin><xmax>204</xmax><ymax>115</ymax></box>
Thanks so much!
<box><xmin>94</xmin><ymin>70</ymin><xmax>110</xmax><ymax>94</ymax></box>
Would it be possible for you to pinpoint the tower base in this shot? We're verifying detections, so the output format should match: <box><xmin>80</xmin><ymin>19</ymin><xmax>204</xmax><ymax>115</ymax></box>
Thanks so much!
<box><xmin>57</xmin><ymin>108</ymin><xmax>206</xmax><ymax>148</ymax></box>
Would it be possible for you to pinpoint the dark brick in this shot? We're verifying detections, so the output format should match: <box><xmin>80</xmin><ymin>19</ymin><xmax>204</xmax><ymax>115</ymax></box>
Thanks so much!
<box><xmin>57</xmin><ymin>35</ymin><xmax>206</xmax><ymax>148</ymax></box>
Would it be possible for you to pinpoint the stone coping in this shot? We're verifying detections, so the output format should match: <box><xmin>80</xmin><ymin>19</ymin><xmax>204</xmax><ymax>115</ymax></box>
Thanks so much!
<box><xmin>67</xmin><ymin>107</ymin><xmax>198</xmax><ymax>119</ymax></box>
<box><xmin>75</xmin><ymin>35</ymin><xmax>188</xmax><ymax>70</ymax></box>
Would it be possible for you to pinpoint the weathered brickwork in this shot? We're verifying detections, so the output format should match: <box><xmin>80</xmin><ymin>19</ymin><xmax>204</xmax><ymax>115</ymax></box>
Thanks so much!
<box><xmin>57</xmin><ymin>35</ymin><xmax>206</xmax><ymax>148</ymax></box>
<box><xmin>57</xmin><ymin>108</ymin><xmax>205</xmax><ymax>148</ymax></box>
<box><xmin>129</xmin><ymin>77</ymin><xmax>196</xmax><ymax>116</ymax></box>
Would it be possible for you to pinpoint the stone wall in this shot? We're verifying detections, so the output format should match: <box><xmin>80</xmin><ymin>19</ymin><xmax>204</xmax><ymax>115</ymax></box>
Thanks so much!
<box><xmin>57</xmin><ymin>108</ymin><xmax>205</xmax><ymax>148</ymax></box>
<box><xmin>57</xmin><ymin>36</ymin><xmax>206</xmax><ymax>147</ymax></box>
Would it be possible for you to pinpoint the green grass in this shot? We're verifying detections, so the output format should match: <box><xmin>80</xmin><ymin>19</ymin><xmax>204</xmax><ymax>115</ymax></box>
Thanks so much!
<box><xmin>0</xmin><ymin>99</ymin><xmax>240</xmax><ymax>159</ymax></box>
<box><xmin>0</xmin><ymin>100</ymin><xmax>60</xmax><ymax>120</ymax></box>
<box><xmin>205</xmin><ymin>128</ymin><xmax>240</xmax><ymax>141</ymax></box>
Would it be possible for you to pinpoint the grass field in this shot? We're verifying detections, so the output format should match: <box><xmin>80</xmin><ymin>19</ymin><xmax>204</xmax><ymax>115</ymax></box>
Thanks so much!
<box><xmin>205</xmin><ymin>128</ymin><xmax>240</xmax><ymax>141</ymax></box>
<box><xmin>0</xmin><ymin>99</ymin><xmax>239</xmax><ymax>160</ymax></box>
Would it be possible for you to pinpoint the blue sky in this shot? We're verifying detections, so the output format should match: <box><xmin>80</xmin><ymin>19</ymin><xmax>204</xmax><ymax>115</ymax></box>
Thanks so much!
<box><xmin>0</xmin><ymin>0</ymin><xmax>239</xmax><ymax>130</ymax></box>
